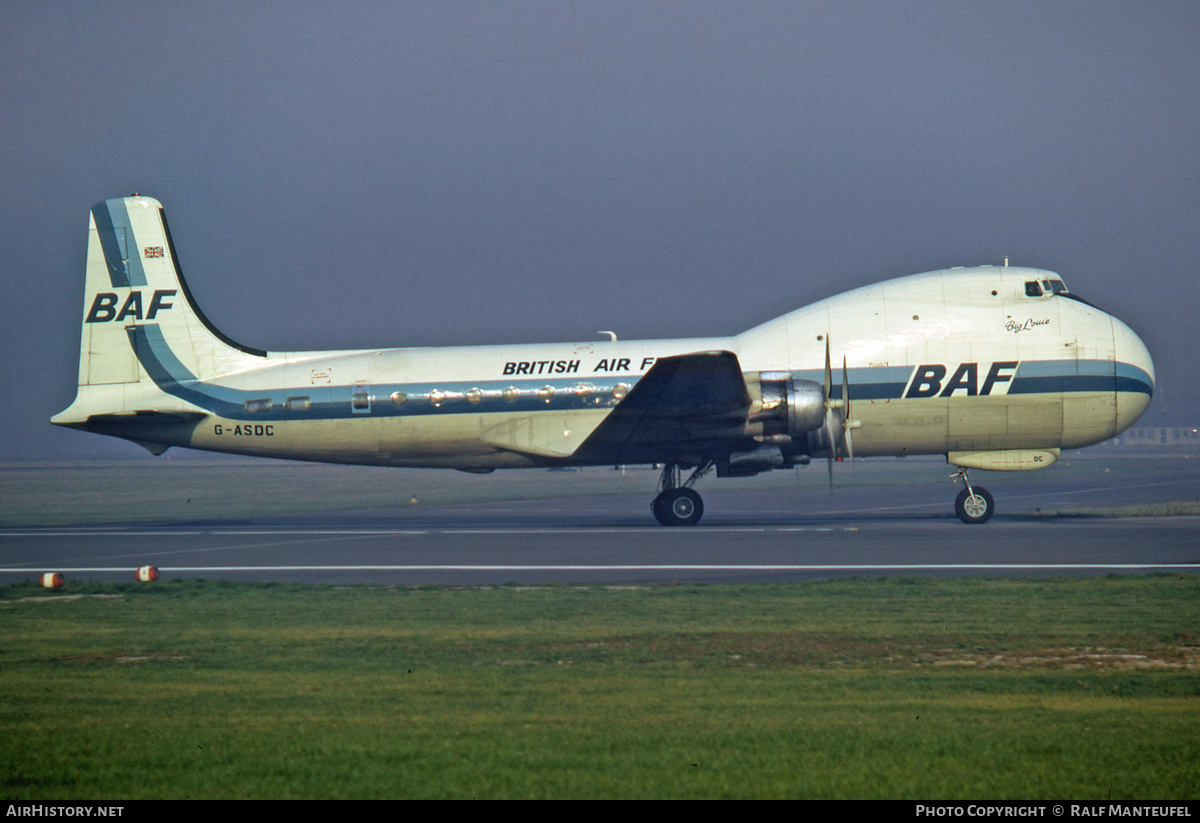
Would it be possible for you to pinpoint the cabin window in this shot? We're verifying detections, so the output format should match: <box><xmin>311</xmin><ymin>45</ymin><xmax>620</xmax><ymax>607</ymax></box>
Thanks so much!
<box><xmin>244</xmin><ymin>398</ymin><xmax>273</xmax><ymax>413</ymax></box>
<box><xmin>466</xmin><ymin>388</ymin><xmax>483</xmax><ymax>404</ymax></box>
<box><xmin>538</xmin><ymin>386</ymin><xmax>555</xmax><ymax>402</ymax></box>
<box><xmin>390</xmin><ymin>391</ymin><xmax>408</xmax><ymax>407</ymax></box>
<box><xmin>501</xmin><ymin>387</ymin><xmax>519</xmax><ymax>403</ymax></box>
<box><xmin>612</xmin><ymin>383</ymin><xmax>630</xmax><ymax>400</ymax></box>
<box><xmin>428</xmin><ymin>389</ymin><xmax>446</xmax><ymax>407</ymax></box>
<box><xmin>1025</xmin><ymin>281</ymin><xmax>1043</xmax><ymax>297</ymax></box>
<box><xmin>286</xmin><ymin>396</ymin><xmax>310</xmax><ymax>412</ymax></box>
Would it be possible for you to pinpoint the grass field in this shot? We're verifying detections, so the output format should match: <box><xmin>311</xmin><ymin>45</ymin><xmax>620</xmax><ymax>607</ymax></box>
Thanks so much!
<box><xmin>2</xmin><ymin>576</ymin><xmax>1198</xmax><ymax>799</ymax></box>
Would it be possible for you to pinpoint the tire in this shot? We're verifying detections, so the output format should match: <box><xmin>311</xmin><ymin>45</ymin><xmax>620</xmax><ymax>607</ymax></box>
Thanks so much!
<box><xmin>651</xmin><ymin>494</ymin><xmax>669</xmax><ymax>525</ymax></box>
<box><xmin>652</xmin><ymin>488</ymin><xmax>704</xmax><ymax>526</ymax></box>
<box><xmin>955</xmin><ymin>486</ymin><xmax>995</xmax><ymax>524</ymax></box>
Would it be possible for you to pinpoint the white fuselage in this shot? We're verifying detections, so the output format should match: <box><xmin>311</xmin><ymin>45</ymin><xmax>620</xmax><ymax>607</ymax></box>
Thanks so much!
<box><xmin>126</xmin><ymin>266</ymin><xmax>1151</xmax><ymax>469</ymax></box>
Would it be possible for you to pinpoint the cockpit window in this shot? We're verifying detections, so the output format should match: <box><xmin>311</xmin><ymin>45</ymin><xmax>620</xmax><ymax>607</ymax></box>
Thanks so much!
<box><xmin>1024</xmin><ymin>274</ymin><xmax>1098</xmax><ymax>309</ymax></box>
<box><xmin>1026</xmin><ymin>279</ymin><xmax>1069</xmax><ymax>298</ymax></box>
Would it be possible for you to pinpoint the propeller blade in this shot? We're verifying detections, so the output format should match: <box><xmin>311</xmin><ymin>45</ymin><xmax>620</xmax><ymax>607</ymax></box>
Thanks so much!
<box><xmin>822</xmin><ymin>397</ymin><xmax>835</xmax><ymax>487</ymax></box>
<box><xmin>823</xmin><ymin>337</ymin><xmax>832</xmax><ymax>403</ymax></box>
<box><xmin>822</xmin><ymin>336</ymin><xmax>839</xmax><ymax>489</ymax></box>
<box><xmin>842</xmin><ymin>355</ymin><xmax>852</xmax><ymax>463</ymax></box>
<box><xmin>841</xmin><ymin>355</ymin><xmax>851</xmax><ymax>423</ymax></box>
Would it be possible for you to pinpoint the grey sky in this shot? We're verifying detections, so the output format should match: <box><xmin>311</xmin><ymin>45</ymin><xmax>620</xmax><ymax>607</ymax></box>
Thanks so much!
<box><xmin>3</xmin><ymin>1</ymin><xmax>1197</xmax><ymax>459</ymax></box>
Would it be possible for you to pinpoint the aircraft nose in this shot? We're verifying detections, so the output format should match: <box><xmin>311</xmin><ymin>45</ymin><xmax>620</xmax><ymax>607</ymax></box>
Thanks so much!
<box><xmin>1113</xmin><ymin>318</ymin><xmax>1154</xmax><ymax>434</ymax></box>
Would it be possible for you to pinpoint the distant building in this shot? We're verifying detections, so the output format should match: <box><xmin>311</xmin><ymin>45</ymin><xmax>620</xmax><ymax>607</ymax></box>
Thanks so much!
<box><xmin>1105</xmin><ymin>426</ymin><xmax>1200</xmax><ymax>449</ymax></box>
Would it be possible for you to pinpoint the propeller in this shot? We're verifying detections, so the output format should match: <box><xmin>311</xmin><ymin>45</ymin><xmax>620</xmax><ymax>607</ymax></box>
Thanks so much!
<box><xmin>821</xmin><ymin>338</ymin><xmax>861</xmax><ymax>489</ymax></box>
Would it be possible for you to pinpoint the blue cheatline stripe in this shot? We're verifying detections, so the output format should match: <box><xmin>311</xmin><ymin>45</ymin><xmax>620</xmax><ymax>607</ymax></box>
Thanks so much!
<box><xmin>129</xmin><ymin>326</ymin><xmax>245</xmax><ymax>416</ymax></box>
<box><xmin>1115</xmin><ymin>361</ymin><xmax>1155</xmax><ymax>397</ymax></box>
<box><xmin>790</xmin><ymin>366</ymin><xmax>912</xmax><ymax>400</ymax></box>
<box><xmin>91</xmin><ymin>199</ymin><xmax>150</xmax><ymax>288</ymax></box>
<box><xmin>1009</xmin><ymin>359</ymin><xmax>1153</xmax><ymax>397</ymax></box>
<box><xmin>128</xmin><ymin>327</ymin><xmax>1156</xmax><ymax>422</ymax></box>
<box><xmin>90</xmin><ymin>203</ymin><xmax>129</xmax><ymax>288</ymax></box>
<box><xmin>1015</xmin><ymin>358</ymin><xmax>1113</xmax><ymax>378</ymax></box>
<box><xmin>844</xmin><ymin>380</ymin><xmax>905</xmax><ymax>400</ymax></box>
<box><xmin>112</xmin><ymin>199</ymin><xmax>148</xmax><ymax>287</ymax></box>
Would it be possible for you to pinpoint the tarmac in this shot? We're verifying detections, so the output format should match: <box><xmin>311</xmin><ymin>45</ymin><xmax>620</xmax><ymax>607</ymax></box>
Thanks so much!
<box><xmin>3</xmin><ymin>462</ymin><xmax>1198</xmax><ymax>584</ymax></box>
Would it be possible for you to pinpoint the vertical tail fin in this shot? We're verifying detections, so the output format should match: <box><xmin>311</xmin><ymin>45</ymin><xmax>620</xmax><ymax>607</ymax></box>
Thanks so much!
<box><xmin>53</xmin><ymin>195</ymin><xmax>267</xmax><ymax>432</ymax></box>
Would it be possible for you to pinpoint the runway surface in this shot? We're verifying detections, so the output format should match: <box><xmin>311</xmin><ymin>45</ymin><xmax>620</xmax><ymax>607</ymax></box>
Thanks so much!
<box><xmin>3</xmin><ymin>464</ymin><xmax>1198</xmax><ymax>584</ymax></box>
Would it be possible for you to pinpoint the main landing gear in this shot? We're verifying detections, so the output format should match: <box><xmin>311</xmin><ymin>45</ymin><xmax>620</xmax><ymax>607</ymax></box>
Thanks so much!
<box><xmin>950</xmin><ymin>467</ymin><xmax>995</xmax><ymax>524</ymax></box>
<box><xmin>651</xmin><ymin>462</ymin><xmax>714</xmax><ymax>526</ymax></box>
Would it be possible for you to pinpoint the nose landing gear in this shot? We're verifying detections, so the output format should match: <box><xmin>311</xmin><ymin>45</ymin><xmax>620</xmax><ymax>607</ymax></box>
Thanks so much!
<box><xmin>951</xmin><ymin>466</ymin><xmax>995</xmax><ymax>524</ymax></box>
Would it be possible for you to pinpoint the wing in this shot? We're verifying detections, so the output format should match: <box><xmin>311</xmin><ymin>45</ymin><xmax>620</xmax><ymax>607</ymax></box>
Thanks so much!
<box><xmin>573</xmin><ymin>350</ymin><xmax>753</xmax><ymax>465</ymax></box>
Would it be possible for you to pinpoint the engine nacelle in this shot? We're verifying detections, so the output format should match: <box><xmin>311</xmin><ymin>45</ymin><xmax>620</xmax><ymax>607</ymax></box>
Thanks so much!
<box><xmin>753</xmin><ymin>372</ymin><xmax>825</xmax><ymax>437</ymax></box>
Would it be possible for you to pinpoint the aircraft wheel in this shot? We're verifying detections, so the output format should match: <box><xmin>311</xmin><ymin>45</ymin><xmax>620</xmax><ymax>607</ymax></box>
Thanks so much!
<box><xmin>652</xmin><ymin>488</ymin><xmax>704</xmax><ymax>526</ymax></box>
<box><xmin>955</xmin><ymin>486</ymin><xmax>995</xmax><ymax>524</ymax></box>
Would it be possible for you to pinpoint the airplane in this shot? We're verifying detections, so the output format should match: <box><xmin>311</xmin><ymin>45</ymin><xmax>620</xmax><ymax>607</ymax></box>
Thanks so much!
<box><xmin>53</xmin><ymin>195</ymin><xmax>1156</xmax><ymax>526</ymax></box>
